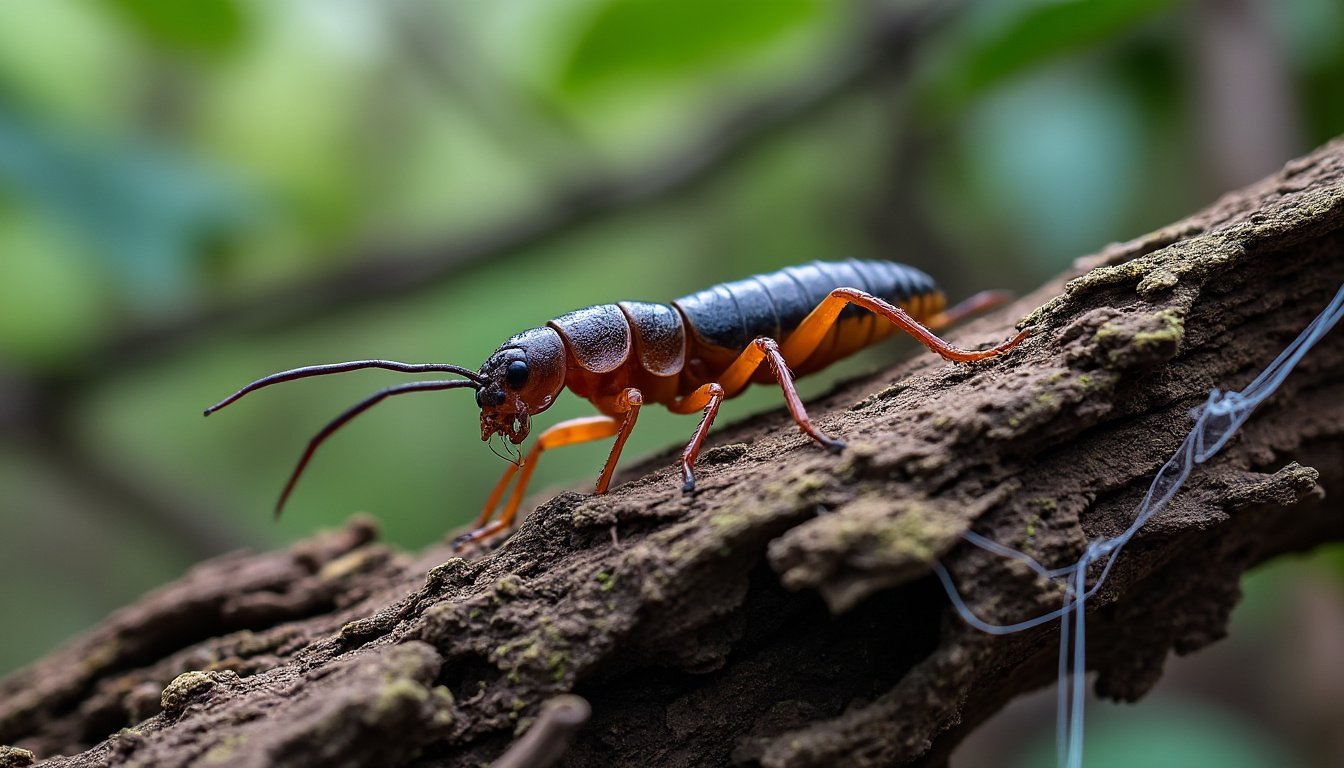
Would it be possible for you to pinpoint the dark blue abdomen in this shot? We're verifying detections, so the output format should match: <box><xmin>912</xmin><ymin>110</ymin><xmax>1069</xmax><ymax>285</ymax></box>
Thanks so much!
<box><xmin>672</xmin><ymin>259</ymin><xmax>937</xmax><ymax>351</ymax></box>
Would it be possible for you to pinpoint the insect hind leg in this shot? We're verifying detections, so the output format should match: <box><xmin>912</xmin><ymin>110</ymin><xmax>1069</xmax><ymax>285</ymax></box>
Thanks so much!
<box><xmin>781</xmin><ymin>288</ymin><xmax>1030</xmax><ymax>365</ymax></box>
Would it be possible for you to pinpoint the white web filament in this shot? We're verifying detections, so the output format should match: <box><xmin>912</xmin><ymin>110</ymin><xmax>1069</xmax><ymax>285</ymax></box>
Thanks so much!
<box><xmin>934</xmin><ymin>280</ymin><xmax>1344</xmax><ymax>768</ymax></box>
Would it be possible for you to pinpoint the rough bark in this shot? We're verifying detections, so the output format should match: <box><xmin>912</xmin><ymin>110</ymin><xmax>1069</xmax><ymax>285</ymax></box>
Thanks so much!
<box><xmin>4</xmin><ymin>139</ymin><xmax>1344</xmax><ymax>768</ymax></box>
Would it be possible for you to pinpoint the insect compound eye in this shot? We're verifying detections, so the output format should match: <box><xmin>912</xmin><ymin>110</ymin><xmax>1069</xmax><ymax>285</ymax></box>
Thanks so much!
<box><xmin>505</xmin><ymin>360</ymin><xmax>529</xmax><ymax>389</ymax></box>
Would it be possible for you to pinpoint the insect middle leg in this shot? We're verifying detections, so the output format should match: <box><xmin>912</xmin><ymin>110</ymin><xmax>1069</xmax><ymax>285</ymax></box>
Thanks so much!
<box><xmin>454</xmin><ymin>388</ymin><xmax>642</xmax><ymax>549</ymax></box>
<box><xmin>669</xmin><ymin>338</ymin><xmax>841</xmax><ymax>492</ymax></box>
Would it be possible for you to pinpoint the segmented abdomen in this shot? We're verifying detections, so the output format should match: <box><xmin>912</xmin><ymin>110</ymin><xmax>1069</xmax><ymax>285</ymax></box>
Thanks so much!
<box><xmin>673</xmin><ymin>259</ymin><xmax>943</xmax><ymax>380</ymax></box>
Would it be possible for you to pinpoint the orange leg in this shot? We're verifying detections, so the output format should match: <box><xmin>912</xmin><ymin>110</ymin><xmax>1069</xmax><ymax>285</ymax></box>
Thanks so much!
<box><xmin>669</xmin><ymin>338</ymin><xmax>844</xmax><ymax>492</ymax></box>
<box><xmin>780</xmin><ymin>287</ymin><xmax>1030</xmax><ymax>365</ymax></box>
<box><xmin>454</xmin><ymin>389</ymin><xmax>642</xmax><ymax>549</ymax></box>
<box><xmin>593</xmin><ymin>388</ymin><xmax>643</xmax><ymax>494</ymax></box>
<box><xmin>675</xmin><ymin>383</ymin><xmax>723</xmax><ymax>491</ymax></box>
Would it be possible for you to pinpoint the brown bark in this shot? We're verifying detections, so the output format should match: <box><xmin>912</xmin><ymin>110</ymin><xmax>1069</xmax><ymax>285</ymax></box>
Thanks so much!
<box><xmin>4</xmin><ymin>139</ymin><xmax>1344</xmax><ymax>768</ymax></box>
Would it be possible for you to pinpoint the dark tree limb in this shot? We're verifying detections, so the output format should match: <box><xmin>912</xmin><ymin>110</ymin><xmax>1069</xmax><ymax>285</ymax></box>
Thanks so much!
<box><xmin>4</xmin><ymin>138</ymin><xmax>1344</xmax><ymax>768</ymax></box>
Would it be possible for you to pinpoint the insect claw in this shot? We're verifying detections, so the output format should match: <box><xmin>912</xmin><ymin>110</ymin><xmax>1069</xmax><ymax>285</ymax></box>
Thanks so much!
<box><xmin>452</xmin><ymin>525</ymin><xmax>510</xmax><ymax>554</ymax></box>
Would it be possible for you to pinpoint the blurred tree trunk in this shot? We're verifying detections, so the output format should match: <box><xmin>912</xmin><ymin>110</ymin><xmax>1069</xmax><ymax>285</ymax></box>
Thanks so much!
<box><xmin>3</xmin><ymin>139</ymin><xmax>1344</xmax><ymax>768</ymax></box>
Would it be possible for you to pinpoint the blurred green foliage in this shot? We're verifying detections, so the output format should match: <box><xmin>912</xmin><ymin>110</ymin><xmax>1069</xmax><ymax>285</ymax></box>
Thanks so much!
<box><xmin>105</xmin><ymin>0</ymin><xmax>250</xmax><ymax>56</ymax></box>
<box><xmin>1016</xmin><ymin>701</ymin><xmax>1301</xmax><ymax>768</ymax></box>
<box><xmin>923</xmin><ymin>0</ymin><xmax>1178</xmax><ymax>109</ymax></box>
<box><xmin>1</xmin><ymin>0</ymin><xmax>1342</xmax><ymax>762</ymax></box>
<box><xmin>559</xmin><ymin>0</ymin><xmax>830</xmax><ymax>93</ymax></box>
<box><xmin>0</xmin><ymin>105</ymin><xmax>258</xmax><ymax>308</ymax></box>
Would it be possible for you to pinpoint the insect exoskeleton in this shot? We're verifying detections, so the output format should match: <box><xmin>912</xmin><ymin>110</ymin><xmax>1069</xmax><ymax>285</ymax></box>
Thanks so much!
<box><xmin>206</xmin><ymin>259</ymin><xmax>1029</xmax><ymax>547</ymax></box>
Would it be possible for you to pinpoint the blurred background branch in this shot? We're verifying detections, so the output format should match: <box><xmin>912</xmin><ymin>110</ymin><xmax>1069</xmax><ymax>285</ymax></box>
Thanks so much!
<box><xmin>54</xmin><ymin>0</ymin><xmax>956</xmax><ymax>387</ymax></box>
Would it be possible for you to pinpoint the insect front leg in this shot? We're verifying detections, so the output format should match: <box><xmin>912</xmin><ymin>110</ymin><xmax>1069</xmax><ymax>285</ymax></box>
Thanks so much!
<box><xmin>454</xmin><ymin>388</ymin><xmax>643</xmax><ymax>551</ymax></box>
<box><xmin>455</xmin><ymin>415</ymin><xmax>621</xmax><ymax>550</ymax></box>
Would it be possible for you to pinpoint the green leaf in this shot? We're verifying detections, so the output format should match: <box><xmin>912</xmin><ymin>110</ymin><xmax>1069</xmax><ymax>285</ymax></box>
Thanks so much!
<box><xmin>930</xmin><ymin>0</ymin><xmax>1179</xmax><ymax>110</ymax></box>
<box><xmin>103</xmin><ymin>0</ymin><xmax>248</xmax><ymax>56</ymax></box>
<box><xmin>559</xmin><ymin>0</ymin><xmax>823</xmax><ymax>93</ymax></box>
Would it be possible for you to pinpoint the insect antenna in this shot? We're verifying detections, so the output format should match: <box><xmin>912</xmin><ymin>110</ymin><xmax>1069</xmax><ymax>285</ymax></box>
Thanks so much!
<box><xmin>204</xmin><ymin>360</ymin><xmax>486</xmax><ymax>416</ymax></box>
<box><xmin>273</xmin><ymin>378</ymin><xmax>477</xmax><ymax>518</ymax></box>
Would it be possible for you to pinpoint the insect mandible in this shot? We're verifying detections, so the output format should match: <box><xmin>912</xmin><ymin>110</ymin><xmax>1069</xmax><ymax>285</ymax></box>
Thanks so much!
<box><xmin>205</xmin><ymin>259</ymin><xmax>1030</xmax><ymax>548</ymax></box>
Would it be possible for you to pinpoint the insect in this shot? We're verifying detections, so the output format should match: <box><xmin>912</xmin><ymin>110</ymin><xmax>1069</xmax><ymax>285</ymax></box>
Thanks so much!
<box><xmin>205</xmin><ymin>259</ymin><xmax>1029</xmax><ymax>548</ymax></box>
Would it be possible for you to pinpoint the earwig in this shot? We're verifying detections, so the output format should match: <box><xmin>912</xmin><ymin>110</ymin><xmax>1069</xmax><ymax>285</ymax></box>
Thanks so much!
<box><xmin>205</xmin><ymin>259</ymin><xmax>1030</xmax><ymax>548</ymax></box>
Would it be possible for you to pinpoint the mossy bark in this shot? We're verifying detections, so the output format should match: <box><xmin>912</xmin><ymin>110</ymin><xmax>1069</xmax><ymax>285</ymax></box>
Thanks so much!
<box><xmin>4</xmin><ymin>139</ymin><xmax>1344</xmax><ymax>768</ymax></box>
